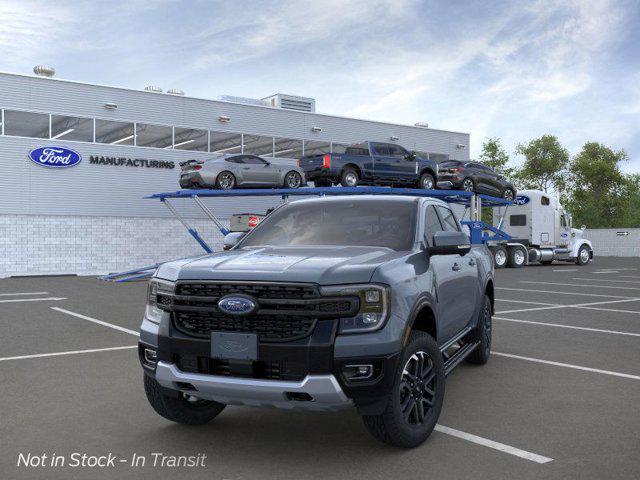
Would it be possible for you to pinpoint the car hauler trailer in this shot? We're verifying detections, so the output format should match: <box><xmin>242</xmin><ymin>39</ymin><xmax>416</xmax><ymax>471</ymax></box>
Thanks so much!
<box><xmin>102</xmin><ymin>187</ymin><xmax>512</xmax><ymax>282</ymax></box>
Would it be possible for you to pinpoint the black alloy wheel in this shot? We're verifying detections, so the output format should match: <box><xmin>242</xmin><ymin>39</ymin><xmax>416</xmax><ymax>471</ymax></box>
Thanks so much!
<box><xmin>399</xmin><ymin>351</ymin><xmax>437</xmax><ymax>426</ymax></box>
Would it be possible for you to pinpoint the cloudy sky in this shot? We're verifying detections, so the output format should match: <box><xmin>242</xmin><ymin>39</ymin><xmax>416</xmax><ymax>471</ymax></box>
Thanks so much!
<box><xmin>1</xmin><ymin>0</ymin><xmax>639</xmax><ymax>171</ymax></box>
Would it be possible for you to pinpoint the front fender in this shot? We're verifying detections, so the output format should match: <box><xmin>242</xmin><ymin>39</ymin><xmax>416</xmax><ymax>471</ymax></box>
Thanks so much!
<box><xmin>571</xmin><ymin>239</ymin><xmax>593</xmax><ymax>257</ymax></box>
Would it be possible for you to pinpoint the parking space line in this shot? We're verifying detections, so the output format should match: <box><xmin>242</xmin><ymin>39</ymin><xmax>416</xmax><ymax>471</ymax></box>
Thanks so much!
<box><xmin>496</xmin><ymin>299</ymin><xmax>560</xmax><ymax>306</ymax></box>
<box><xmin>0</xmin><ymin>297</ymin><xmax>67</xmax><ymax>303</ymax></box>
<box><xmin>51</xmin><ymin>307</ymin><xmax>139</xmax><ymax>336</ymax></box>
<box><xmin>0</xmin><ymin>345</ymin><xmax>137</xmax><ymax>362</ymax></box>
<box><xmin>492</xmin><ymin>352</ymin><xmax>640</xmax><ymax>381</ymax></box>
<box><xmin>574</xmin><ymin>306</ymin><xmax>640</xmax><ymax>315</ymax></box>
<box><xmin>494</xmin><ymin>316</ymin><xmax>640</xmax><ymax>337</ymax></box>
<box><xmin>520</xmin><ymin>281</ymin><xmax>640</xmax><ymax>292</ymax></box>
<box><xmin>552</xmin><ymin>269</ymin><xmax>578</xmax><ymax>272</ymax></box>
<box><xmin>0</xmin><ymin>292</ymin><xmax>49</xmax><ymax>296</ymax></box>
<box><xmin>497</xmin><ymin>287</ymin><xmax>638</xmax><ymax>299</ymax></box>
<box><xmin>573</xmin><ymin>277</ymin><xmax>640</xmax><ymax>284</ymax></box>
<box><xmin>434</xmin><ymin>425</ymin><xmax>553</xmax><ymax>464</ymax></box>
<box><xmin>496</xmin><ymin>298</ymin><xmax>640</xmax><ymax>315</ymax></box>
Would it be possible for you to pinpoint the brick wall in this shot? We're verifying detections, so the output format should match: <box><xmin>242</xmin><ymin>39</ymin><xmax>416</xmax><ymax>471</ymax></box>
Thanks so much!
<box><xmin>0</xmin><ymin>214</ymin><xmax>228</xmax><ymax>277</ymax></box>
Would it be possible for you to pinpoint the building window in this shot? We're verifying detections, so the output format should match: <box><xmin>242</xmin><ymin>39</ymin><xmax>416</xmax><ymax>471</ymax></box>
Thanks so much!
<box><xmin>50</xmin><ymin>114</ymin><xmax>93</xmax><ymax>142</ymax></box>
<box><xmin>3</xmin><ymin>110</ymin><xmax>50</xmax><ymax>138</ymax></box>
<box><xmin>173</xmin><ymin>127</ymin><xmax>208</xmax><ymax>151</ymax></box>
<box><xmin>243</xmin><ymin>134</ymin><xmax>274</xmax><ymax>156</ymax></box>
<box><xmin>135</xmin><ymin>123</ymin><xmax>173</xmax><ymax>148</ymax></box>
<box><xmin>95</xmin><ymin>119</ymin><xmax>134</xmax><ymax>145</ymax></box>
<box><xmin>210</xmin><ymin>131</ymin><xmax>242</xmax><ymax>154</ymax></box>
<box><xmin>273</xmin><ymin>137</ymin><xmax>303</xmax><ymax>159</ymax></box>
<box><xmin>303</xmin><ymin>140</ymin><xmax>331</xmax><ymax>156</ymax></box>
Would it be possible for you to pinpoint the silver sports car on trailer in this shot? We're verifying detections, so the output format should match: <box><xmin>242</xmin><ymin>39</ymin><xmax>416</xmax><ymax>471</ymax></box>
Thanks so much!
<box><xmin>179</xmin><ymin>154</ymin><xmax>306</xmax><ymax>190</ymax></box>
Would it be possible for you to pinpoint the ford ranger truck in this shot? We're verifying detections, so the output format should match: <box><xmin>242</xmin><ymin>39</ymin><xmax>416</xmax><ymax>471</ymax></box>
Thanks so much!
<box><xmin>298</xmin><ymin>142</ymin><xmax>439</xmax><ymax>190</ymax></box>
<box><xmin>139</xmin><ymin>195</ymin><xmax>494</xmax><ymax>448</ymax></box>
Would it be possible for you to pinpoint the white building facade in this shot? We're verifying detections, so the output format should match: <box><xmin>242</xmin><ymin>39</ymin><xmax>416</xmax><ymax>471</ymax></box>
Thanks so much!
<box><xmin>0</xmin><ymin>71</ymin><xmax>470</xmax><ymax>277</ymax></box>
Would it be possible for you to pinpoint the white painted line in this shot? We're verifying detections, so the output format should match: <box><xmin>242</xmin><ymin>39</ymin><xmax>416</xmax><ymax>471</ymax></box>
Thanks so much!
<box><xmin>492</xmin><ymin>352</ymin><xmax>640</xmax><ymax>381</ymax></box>
<box><xmin>0</xmin><ymin>345</ymin><xmax>137</xmax><ymax>362</ymax></box>
<box><xmin>593</xmin><ymin>270</ymin><xmax>619</xmax><ymax>274</ymax></box>
<box><xmin>496</xmin><ymin>297</ymin><xmax>640</xmax><ymax>315</ymax></box>
<box><xmin>574</xmin><ymin>306</ymin><xmax>640</xmax><ymax>315</ymax></box>
<box><xmin>0</xmin><ymin>292</ymin><xmax>49</xmax><ymax>296</ymax></box>
<box><xmin>497</xmin><ymin>286</ymin><xmax>638</xmax><ymax>299</ymax></box>
<box><xmin>520</xmin><ymin>281</ymin><xmax>640</xmax><ymax>292</ymax></box>
<box><xmin>0</xmin><ymin>297</ymin><xmax>67</xmax><ymax>304</ymax></box>
<box><xmin>573</xmin><ymin>277</ymin><xmax>640</xmax><ymax>285</ymax></box>
<box><xmin>618</xmin><ymin>275</ymin><xmax>640</xmax><ymax>279</ymax></box>
<box><xmin>494</xmin><ymin>316</ymin><xmax>640</xmax><ymax>337</ymax></box>
<box><xmin>434</xmin><ymin>425</ymin><xmax>553</xmax><ymax>464</ymax></box>
<box><xmin>51</xmin><ymin>307</ymin><xmax>139</xmax><ymax>336</ymax></box>
<box><xmin>496</xmin><ymin>299</ymin><xmax>560</xmax><ymax>306</ymax></box>
<box><xmin>552</xmin><ymin>269</ymin><xmax>578</xmax><ymax>272</ymax></box>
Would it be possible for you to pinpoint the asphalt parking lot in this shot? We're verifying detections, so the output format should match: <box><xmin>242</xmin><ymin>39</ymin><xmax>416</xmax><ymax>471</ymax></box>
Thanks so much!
<box><xmin>2</xmin><ymin>257</ymin><xmax>640</xmax><ymax>480</ymax></box>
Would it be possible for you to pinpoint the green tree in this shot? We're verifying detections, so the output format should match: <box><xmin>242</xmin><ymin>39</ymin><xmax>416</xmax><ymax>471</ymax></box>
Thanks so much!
<box><xmin>620</xmin><ymin>174</ymin><xmax>640</xmax><ymax>227</ymax></box>
<box><xmin>566</xmin><ymin>142</ymin><xmax>628</xmax><ymax>228</ymax></box>
<box><xmin>479</xmin><ymin>137</ymin><xmax>514</xmax><ymax>177</ymax></box>
<box><xmin>515</xmin><ymin>135</ymin><xmax>569</xmax><ymax>193</ymax></box>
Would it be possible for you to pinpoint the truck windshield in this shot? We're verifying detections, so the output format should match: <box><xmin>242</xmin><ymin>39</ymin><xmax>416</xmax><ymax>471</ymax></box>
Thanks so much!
<box><xmin>238</xmin><ymin>200</ymin><xmax>417</xmax><ymax>251</ymax></box>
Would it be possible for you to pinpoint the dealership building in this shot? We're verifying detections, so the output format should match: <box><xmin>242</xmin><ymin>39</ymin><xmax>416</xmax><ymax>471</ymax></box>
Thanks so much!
<box><xmin>0</xmin><ymin>68</ymin><xmax>470</xmax><ymax>277</ymax></box>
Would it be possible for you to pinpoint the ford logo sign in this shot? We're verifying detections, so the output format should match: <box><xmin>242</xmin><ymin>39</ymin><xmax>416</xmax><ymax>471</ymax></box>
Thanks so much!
<box><xmin>217</xmin><ymin>295</ymin><xmax>257</xmax><ymax>315</ymax></box>
<box><xmin>514</xmin><ymin>195</ymin><xmax>530</xmax><ymax>205</ymax></box>
<box><xmin>28</xmin><ymin>146</ymin><xmax>82</xmax><ymax>168</ymax></box>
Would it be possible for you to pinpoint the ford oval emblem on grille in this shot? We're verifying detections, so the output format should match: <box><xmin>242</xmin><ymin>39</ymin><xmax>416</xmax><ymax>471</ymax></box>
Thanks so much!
<box><xmin>217</xmin><ymin>295</ymin><xmax>257</xmax><ymax>315</ymax></box>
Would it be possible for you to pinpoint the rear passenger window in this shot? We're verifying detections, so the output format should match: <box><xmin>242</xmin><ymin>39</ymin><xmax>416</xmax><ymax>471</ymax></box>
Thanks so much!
<box><xmin>424</xmin><ymin>205</ymin><xmax>444</xmax><ymax>246</ymax></box>
<box><xmin>541</xmin><ymin>196</ymin><xmax>550</xmax><ymax>205</ymax></box>
<box><xmin>510</xmin><ymin>214</ymin><xmax>526</xmax><ymax>226</ymax></box>
<box><xmin>436</xmin><ymin>206</ymin><xmax>460</xmax><ymax>232</ymax></box>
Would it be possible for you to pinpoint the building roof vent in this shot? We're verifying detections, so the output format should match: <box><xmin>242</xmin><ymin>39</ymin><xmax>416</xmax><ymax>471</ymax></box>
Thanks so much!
<box><xmin>33</xmin><ymin>65</ymin><xmax>55</xmax><ymax>77</ymax></box>
<box><xmin>167</xmin><ymin>89</ymin><xmax>185</xmax><ymax>96</ymax></box>
<box><xmin>144</xmin><ymin>86</ymin><xmax>163</xmax><ymax>93</ymax></box>
<box><xmin>414</xmin><ymin>122</ymin><xmax>429</xmax><ymax>128</ymax></box>
<box><xmin>262</xmin><ymin>93</ymin><xmax>316</xmax><ymax>112</ymax></box>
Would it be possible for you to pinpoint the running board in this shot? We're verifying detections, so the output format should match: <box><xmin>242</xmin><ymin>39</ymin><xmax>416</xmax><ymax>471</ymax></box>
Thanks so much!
<box><xmin>440</xmin><ymin>326</ymin><xmax>473</xmax><ymax>352</ymax></box>
<box><xmin>444</xmin><ymin>341</ymin><xmax>480</xmax><ymax>376</ymax></box>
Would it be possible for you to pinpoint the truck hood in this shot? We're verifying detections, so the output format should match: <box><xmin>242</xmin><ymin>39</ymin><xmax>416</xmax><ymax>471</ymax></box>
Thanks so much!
<box><xmin>155</xmin><ymin>246</ymin><xmax>405</xmax><ymax>284</ymax></box>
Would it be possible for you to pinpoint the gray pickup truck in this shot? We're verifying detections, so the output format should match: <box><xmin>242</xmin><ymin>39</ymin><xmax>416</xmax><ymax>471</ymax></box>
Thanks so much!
<box><xmin>139</xmin><ymin>195</ymin><xmax>494</xmax><ymax>448</ymax></box>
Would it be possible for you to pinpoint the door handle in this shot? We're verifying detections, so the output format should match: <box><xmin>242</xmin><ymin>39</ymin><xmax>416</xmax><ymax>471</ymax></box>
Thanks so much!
<box><xmin>242</xmin><ymin>167</ymin><xmax>250</xmax><ymax>170</ymax></box>
<box><xmin>468</xmin><ymin>258</ymin><xmax>476</xmax><ymax>266</ymax></box>
<box><xmin>452</xmin><ymin>263</ymin><xmax>461</xmax><ymax>271</ymax></box>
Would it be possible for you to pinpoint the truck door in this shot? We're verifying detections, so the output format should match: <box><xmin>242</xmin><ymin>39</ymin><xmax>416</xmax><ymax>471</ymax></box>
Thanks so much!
<box><xmin>370</xmin><ymin>143</ymin><xmax>394</xmax><ymax>182</ymax></box>
<box><xmin>387</xmin><ymin>144</ymin><xmax>418</xmax><ymax>182</ymax></box>
<box><xmin>557</xmin><ymin>210</ymin><xmax>571</xmax><ymax>247</ymax></box>
<box><xmin>424</xmin><ymin>205</ymin><xmax>478</xmax><ymax>341</ymax></box>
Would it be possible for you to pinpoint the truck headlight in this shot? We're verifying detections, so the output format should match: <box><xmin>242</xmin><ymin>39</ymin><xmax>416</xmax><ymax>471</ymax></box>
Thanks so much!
<box><xmin>320</xmin><ymin>284</ymin><xmax>390</xmax><ymax>334</ymax></box>
<box><xmin>145</xmin><ymin>278</ymin><xmax>175</xmax><ymax>324</ymax></box>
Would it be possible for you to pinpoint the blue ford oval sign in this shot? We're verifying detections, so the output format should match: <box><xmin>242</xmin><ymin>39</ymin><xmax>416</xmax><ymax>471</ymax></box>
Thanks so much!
<box><xmin>217</xmin><ymin>295</ymin><xmax>257</xmax><ymax>315</ymax></box>
<box><xmin>28</xmin><ymin>146</ymin><xmax>82</xmax><ymax>168</ymax></box>
<box><xmin>514</xmin><ymin>195</ymin><xmax>530</xmax><ymax>206</ymax></box>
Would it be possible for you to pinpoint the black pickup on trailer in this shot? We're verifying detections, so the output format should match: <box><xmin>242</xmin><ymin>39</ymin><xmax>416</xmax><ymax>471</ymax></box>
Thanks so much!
<box><xmin>298</xmin><ymin>141</ymin><xmax>439</xmax><ymax>189</ymax></box>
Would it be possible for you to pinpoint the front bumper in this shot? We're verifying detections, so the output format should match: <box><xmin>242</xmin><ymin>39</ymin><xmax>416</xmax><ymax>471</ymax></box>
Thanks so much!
<box><xmin>155</xmin><ymin>361</ymin><xmax>352</xmax><ymax>411</ymax></box>
<box><xmin>140</xmin><ymin>315</ymin><xmax>400</xmax><ymax>415</ymax></box>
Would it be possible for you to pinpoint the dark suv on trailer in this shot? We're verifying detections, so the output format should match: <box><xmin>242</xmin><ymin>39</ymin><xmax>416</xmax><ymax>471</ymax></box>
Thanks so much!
<box><xmin>139</xmin><ymin>195</ymin><xmax>494</xmax><ymax>448</ymax></box>
<box><xmin>437</xmin><ymin>160</ymin><xmax>516</xmax><ymax>200</ymax></box>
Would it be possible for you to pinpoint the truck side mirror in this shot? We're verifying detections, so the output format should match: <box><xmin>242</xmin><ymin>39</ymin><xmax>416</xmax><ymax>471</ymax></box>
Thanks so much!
<box><xmin>223</xmin><ymin>232</ymin><xmax>245</xmax><ymax>250</ymax></box>
<box><xmin>428</xmin><ymin>231</ymin><xmax>471</xmax><ymax>256</ymax></box>
<box><xmin>404</xmin><ymin>152</ymin><xmax>416</xmax><ymax>161</ymax></box>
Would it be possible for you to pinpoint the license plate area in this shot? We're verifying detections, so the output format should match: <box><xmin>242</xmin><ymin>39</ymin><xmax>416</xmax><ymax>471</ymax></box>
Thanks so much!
<box><xmin>211</xmin><ymin>332</ymin><xmax>258</xmax><ymax>361</ymax></box>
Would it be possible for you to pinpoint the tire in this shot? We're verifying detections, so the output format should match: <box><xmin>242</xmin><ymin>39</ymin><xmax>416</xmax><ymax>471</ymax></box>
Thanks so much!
<box><xmin>143</xmin><ymin>375</ymin><xmax>226</xmax><ymax>425</ymax></box>
<box><xmin>492</xmin><ymin>246</ymin><xmax>507</xmax><ymax>269</ymax></box>
<box><xmin>465</xmin><ymin>295</ymin><xmax>492</xmax><ymax>365</ymax></box>
<box><xmin>576</xmin><ymin>245</ymin><xmax>591</xmax><ymax>265</ymax></box>
<box><xmin>461</xmin><ymin>178</ymin><xmax>475</xmax><ymax>192</ymax></box>
<box><xmin>284</xmin><ymin>171</ymin><xmax>303</xmax><ymax>189</ymax></box>
<box><xmin>314</xmin><ymin>179</ymin><xmax>331</xmax><ymax>187</ymax></box>
<box><xmin>502</xmin><ymin>188</ymin><xmax>515</xmax><ymax>201</ymax></box>
<box><xmin>418</xmin><ymin>172</ymin><xmax>435</xmax><ymax>190</ymax></box>
<box><xmin>340</xmin><ymin>167</ymin><xmax>359</xmax><ymax>187</ymax></box>
<box><xmin>507</xmin><ymin>246</ymin><xmax>526</xmax><ymax>268</ymax></box>
<box><xmin>215</xmin><ymin>171</ymin><xmax>236</xmax><ymax>190</ymax></box>
<box><xmin>362</xmin><ymin>331</ymin><xmax>445</xmax><ymax>448</ymax></box>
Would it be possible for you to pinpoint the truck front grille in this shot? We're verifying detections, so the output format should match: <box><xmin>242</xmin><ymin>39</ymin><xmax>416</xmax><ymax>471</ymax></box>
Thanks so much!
<box><xmin>167</xmin><ymin>282</ymin><xmax>358</xmax><ymax>342</ymax></box>
<box><xmin>173</xmin><ymin>311</ymin><xmax>316</xmax><ymax>341</ymax></box>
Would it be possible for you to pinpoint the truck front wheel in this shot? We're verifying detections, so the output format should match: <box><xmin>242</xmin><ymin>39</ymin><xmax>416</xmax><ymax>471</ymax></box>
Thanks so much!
<box><xmin>576</xmin><ymin>245</ymin><xmax>591</xmax><ymax>265</ymax></box>
<box><xmin>361</xmin><ymin>331</ymin><xmax>445</xmax><ymax>448</ymax></box>
<box><xmin>144</xmin><ymin>375</ymin><xmax>226</xmax><ymax>425</ymax></box>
